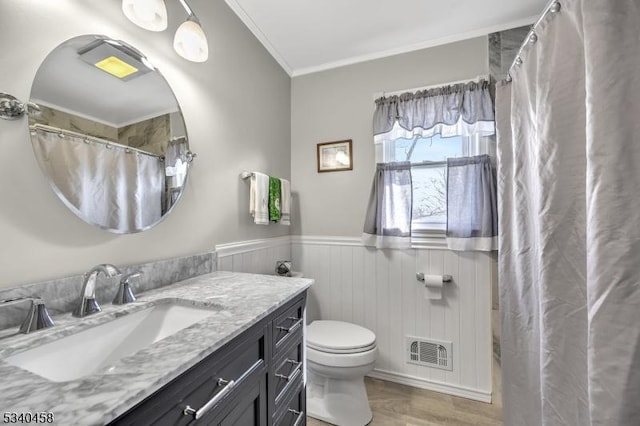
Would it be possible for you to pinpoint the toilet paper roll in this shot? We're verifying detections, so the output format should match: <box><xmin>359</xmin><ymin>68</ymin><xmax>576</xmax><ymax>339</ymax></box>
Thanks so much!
<box><xmin>423</xmin><ymin>274</ymin><xmax>444</xmax><ymax>300</ymax></box>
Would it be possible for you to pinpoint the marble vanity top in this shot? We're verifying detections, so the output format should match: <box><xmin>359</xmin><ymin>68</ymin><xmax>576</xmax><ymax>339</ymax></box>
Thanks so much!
<box><xmin>0</xmin><ymin>271</ymin><xmax>313</xmax><ymax>425</ymax></box>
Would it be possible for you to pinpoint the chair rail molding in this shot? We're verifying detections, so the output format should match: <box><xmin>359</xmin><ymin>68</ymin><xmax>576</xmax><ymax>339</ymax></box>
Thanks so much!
<box><xmin>215</xmin><ymin>236</ymin><xmax>292</xmax><ymax>275</ymax></box>
<box><xmin>215</xmin><ymin>236</ymin><xmax>291</xmax><ymax>258</ymax></box>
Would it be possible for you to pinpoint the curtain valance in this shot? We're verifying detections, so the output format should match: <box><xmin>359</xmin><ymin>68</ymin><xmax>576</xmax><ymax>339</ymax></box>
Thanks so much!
<box><xmin>373</xmin><ymin>80</ymin><xmax>495</xmax><ymax>143</ymax></box>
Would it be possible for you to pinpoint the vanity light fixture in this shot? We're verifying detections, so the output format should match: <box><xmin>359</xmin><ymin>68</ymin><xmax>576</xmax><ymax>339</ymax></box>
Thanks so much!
<box><xmin>173</xmin><ymin>0</ymin><xmax>208</xmax><ymax>62</ymax></box>
<box><xmin>122</xmin><ymin>0</ymin><xmax>209</xmax><ymax>63</ymax></box>
<box><xmin>122</xmin><ymin>0</ymin><xmax>168</xmax><ymax>31</ymax></box>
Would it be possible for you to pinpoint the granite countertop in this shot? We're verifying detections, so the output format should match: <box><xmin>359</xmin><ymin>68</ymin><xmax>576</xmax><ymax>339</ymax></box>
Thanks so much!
<box><xmin>0</xmin><ymin>271</ymin><xmax>313</xmax><ymax>425</ymax></box>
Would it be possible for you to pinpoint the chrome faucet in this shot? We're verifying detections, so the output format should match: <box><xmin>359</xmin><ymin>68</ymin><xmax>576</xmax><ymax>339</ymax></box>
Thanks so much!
<box><xmin>112</xmin><ymin>272</ymin><xmax>141</xmax><ymax>305</ymax></box>
<box><xmin>0</xmin><ymin>297</ymin><xmax>55</xmax><ymax>334</ymax></box>
<box><xmin>73</xmin><ymin>264</ymin><xmax>121</xmax><ymax>318</ymax></box>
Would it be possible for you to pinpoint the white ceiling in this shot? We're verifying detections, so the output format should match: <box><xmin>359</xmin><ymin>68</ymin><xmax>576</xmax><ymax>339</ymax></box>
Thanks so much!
<box><xmin>31</xmin><ymin>35</ymin><xmax>179</xmax><ymax>128</ymax></box>
<box><xmin>225</xmin><ymin>0</ymin><xmax>548</xmax><ymax>76</ymax></box>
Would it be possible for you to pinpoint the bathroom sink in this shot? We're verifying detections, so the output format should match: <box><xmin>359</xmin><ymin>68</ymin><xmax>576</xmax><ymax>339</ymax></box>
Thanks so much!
<box><xmin>5</xmin><ymin>301</ymin><xmax>217</xmax><ymax>382</ymax></box>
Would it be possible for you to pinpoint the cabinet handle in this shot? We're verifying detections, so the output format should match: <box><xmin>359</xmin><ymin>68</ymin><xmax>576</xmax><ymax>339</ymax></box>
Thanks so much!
<box><xmin>277</xmin><ymin>317</ymin><xmax>303</xmax><ymax>333</ymax></box>
<box><xmin>288</xmin><ymin>409</ymin><xmax>305</xmax><ymax>426</ymax></box>
<box><xmin>183</xmin><ymin>378</ymin><xmax>235</xmax><ymax>420</ymax></box>
<box><xmin>276</xmin><ymin>360</ymin><xmax>302</xmax><ymax>382</ymax></box>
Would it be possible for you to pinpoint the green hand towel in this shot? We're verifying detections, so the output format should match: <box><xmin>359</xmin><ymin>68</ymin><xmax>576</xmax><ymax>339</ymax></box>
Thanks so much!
<box><xmin>268</xmin><ymin>176</ymin><xmax>281</xmax><ymax>222</ymax></box>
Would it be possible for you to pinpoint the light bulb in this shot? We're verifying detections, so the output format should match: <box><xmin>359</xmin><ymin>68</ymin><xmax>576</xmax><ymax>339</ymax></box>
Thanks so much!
<box><xmin>122</xmin><ymin>0</ymin><xmax>168</xmax><ymax>32</ymax></box>
<box><xmin>173</xmin><ymin>18</ymin><xmax>208</xmax><ymax>62</ymax></box>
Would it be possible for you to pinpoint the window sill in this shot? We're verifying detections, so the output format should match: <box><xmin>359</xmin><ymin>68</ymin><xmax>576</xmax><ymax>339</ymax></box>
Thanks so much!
<box><xmin>411</xmin><ymin>228</ymin><xmax>448</xmax><ymax>250</ymax></box>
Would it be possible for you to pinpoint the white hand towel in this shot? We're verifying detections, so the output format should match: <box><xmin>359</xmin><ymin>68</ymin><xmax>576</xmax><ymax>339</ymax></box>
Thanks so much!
<box><xmin>250</xmin><ymin>172</ymin><xmax>269</xmax><ymax>225</ymax></box>
<box><xmin>280</xmin><ymin>178</ymin><xmax>291</xmax><ymax>226</ymax></box>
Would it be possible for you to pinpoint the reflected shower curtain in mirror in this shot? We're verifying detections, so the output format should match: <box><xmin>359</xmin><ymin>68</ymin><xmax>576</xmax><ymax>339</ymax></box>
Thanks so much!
<box><xmin>33</xmin><ymin>129</ymin><xmax>164</xmax><ymax>233</ymax></box>
<box><xmin>496</xmin><ymin>1</ymin><xmax>640</xmax><ymax>424</ymax></box>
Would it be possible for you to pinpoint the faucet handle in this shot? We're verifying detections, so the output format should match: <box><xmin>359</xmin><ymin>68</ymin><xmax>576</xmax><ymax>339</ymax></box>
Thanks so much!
<box><xmin>113</xmin><ymin>272</ymin><xmax>141</xmax><ymax>305</ymax></box>
<box><xmin>121</xmin><ymin>272</ymin><xmax>142</xmax><ymax>284</ymax></box>
<box><xmin>19</xmin><ymin>298</ymin><xmax>55</xmax><ymax>334</ymax></box>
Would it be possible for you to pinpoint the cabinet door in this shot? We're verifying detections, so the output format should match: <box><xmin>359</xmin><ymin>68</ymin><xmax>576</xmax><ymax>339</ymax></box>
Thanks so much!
<box><xmin>110</xmin><ymin>322</ymin><xmax>266</xmax><ymax>426</ymax></box>
<box><xmin>208</xmin><ymin>374</ymin><xmax>267</xmax><ymax>426</ymax></box>
<box><xmin>273</xmin><ymin>381</ymin><xmax>306</xmax><ymax>426</ymax></box>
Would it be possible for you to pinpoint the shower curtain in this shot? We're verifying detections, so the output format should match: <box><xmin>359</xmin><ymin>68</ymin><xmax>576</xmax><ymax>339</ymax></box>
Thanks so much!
<box><xmin>33</xmin><ymin>129</ymin><xmax>164</xmax><ymax>233</ymax></box>
<box><xmin>496</xmin><ymin>1</ymin><xmax>640</xmax><ymax>425</ymax></box>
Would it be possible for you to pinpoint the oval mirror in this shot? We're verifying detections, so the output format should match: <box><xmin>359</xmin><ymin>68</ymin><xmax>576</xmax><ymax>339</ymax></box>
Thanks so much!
<box><xmin>28</xmin><ymin>34</ymin><xmax>191</xmax><ymax>234</ymax></box>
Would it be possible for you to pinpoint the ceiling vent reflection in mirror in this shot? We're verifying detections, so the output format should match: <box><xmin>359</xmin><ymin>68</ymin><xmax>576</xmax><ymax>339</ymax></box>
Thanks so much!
<box><xmin>122</xmin><ymin>0</ymin><xmax>209</xmax><ymax>63</ymax></box>
<box><xmin>78</xmin><ymin>39</ymin><xmax>154</xmax><ymax>81</ymax></box>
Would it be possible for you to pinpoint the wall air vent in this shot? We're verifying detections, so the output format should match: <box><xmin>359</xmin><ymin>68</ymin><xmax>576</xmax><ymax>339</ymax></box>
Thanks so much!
<box><xmin>406</xmin><ymin>336</ymin><xmax>453</xmax><ymax>371</ymax></box>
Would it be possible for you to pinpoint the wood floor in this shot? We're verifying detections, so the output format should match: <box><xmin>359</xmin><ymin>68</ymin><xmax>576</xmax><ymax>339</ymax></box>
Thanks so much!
<box><xmin>306</xmin><ymin>376</ymin><xmax>502</xmax><ymax>426</ymax></box>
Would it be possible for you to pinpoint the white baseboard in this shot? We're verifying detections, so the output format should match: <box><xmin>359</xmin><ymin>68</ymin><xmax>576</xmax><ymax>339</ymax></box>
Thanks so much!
<box><xmin>368</xmin><ymin>369</ymin><xmax>492</xmax><ymax>403</ymax></box>
<box><xmin>215</xmin><ymin>235</ymin><xmax>291</xmax><ymax>257</ymax></box>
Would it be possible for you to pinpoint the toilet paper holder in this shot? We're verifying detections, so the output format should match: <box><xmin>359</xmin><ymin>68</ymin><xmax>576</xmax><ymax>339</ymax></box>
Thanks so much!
<box><xmin>416</xmin><ymin>273</ymin><xmax>452</xmax><ymax>283</ymax></box>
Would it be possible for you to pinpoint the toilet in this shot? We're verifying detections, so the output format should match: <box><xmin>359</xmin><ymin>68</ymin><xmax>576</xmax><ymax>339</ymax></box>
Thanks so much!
<box><xmin>306</xmin><ymin>320</ymin><xmax>378</xmax><ymax>425</ymax></box>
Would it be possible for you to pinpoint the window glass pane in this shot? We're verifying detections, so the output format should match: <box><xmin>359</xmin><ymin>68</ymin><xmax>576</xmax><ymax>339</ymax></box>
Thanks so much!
<box><xmin>384</xmin><ymin>134</ymin><xmax>469</xmax><ymax>229</ymax></box>
<box><xmin>410</xmin><ymin>134</ymin><xmax>464</xmax><ymax>162</ymax></box>
<box><xmin>389</xmin><ymin>134</ymin><xmax>465</xmax><ymax>163</ymax></box>
<box><xmin>391</xmin><ymin>138</ymin><xmax>413</xmax><ymax>162</ymax></box>
<box><xmin>412</xmin><ymin>166</ymin><xmax>447</xmax><ymax>225</ymax></box>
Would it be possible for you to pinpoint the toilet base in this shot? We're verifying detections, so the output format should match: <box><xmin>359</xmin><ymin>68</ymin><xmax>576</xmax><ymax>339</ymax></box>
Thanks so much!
<box><xmin>307</xmin><ymin>369</ymin><xmax>372</xmax><ymax>426</ymax></box>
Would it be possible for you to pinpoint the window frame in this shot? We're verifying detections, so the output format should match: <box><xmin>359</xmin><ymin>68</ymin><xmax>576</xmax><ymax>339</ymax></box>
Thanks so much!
<box><xmin>375</xmin><ymin>134</ymin><xmax>492</xmax><ymax>247</ymax></box>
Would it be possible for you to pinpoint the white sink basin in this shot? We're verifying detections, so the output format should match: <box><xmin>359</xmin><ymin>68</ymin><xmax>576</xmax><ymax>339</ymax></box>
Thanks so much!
<box><xmin>5</xmin><ymin>301</ymin><xmax>216</xmax><ymax>382</ymax></box>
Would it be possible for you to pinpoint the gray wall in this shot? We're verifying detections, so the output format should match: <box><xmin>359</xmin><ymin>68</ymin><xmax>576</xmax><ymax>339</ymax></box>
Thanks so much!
<box><xmin>290</xmin><ymin>37</ymin><xmax>489</xmax><ymax>236</ymax></box>
<box><xmin>0</xmin><ymin>0</ymin><xmax>291</xmax><ymax>288</ymax></box>
<box><xmin>489</xmin><ymin>26</ymin><xmax>531</xmax><ymax>82</ymax></box>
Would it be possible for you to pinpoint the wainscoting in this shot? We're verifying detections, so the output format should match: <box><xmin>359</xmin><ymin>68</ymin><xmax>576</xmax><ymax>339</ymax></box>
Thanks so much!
<box><xmin>215</xmin><ymin>236</ymin><xmax>292</xmax><ymax>275</ymax></box>
<box><xmin>216</xmin><ymin>235</ymin><xmax>495</xmax><ymax>402</ymax></box>
<box><xmin>292</xmin><ymin>236</ymin><xmax>495</xmax><ymax>402</ymax></box>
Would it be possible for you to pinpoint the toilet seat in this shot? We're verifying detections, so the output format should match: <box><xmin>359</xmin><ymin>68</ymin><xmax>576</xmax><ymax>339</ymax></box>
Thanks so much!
<box><xmin>307</xmin><ymin>320</ymin><xmax>376</xmax><ymax>354</ymax></box>
<box><xmin>307</xmin><ymin>345</ymin><xmax>378</xmax><ymax>368</ymax></box>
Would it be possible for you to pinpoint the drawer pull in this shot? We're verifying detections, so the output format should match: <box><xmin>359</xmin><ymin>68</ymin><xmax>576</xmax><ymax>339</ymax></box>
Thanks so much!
<box><xmin>277</xmin><ymin>317</ymin><xmax>303</xmax><ymax>333</ymax></box>
<box><xmin>276</xmin><ymin>360</ymin><xmax>302</xmax><ymax>382</ymax></box>
<box><xmin>183</xmin><ymin>378</ymin><xmax>235</xmax><ymax>420</ymax></box>
<box><xmin>288</xmin><ymin>409</ymin><xmax>305</xmax><ymax>426</ymax></box>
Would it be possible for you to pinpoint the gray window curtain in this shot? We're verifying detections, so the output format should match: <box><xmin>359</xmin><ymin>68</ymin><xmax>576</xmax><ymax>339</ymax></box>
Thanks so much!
<box><xmin>373</xmin><ymin>80</ymin><xmax>495</xmax><ymax>144</ymax></box>
<box><xmin>446</xmin><ymin>154</ymin><xmax>497</xmax><ymax>251</ymax></box>
<box><xmin>362</xmin><ymin>162</ymin><xmax>412</xmax><ymax>249</ymax></box>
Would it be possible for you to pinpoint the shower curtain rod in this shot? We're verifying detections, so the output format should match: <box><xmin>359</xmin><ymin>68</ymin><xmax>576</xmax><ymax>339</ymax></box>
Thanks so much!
<box><xmin>506</xmin><ymin>0</ymin><xmax>561</xmax><ymax>81</ymax></box>
<box><xmin>30</xmin><ymin>123</ymin><xmax>164</xmax><ymax>160</ymax></box>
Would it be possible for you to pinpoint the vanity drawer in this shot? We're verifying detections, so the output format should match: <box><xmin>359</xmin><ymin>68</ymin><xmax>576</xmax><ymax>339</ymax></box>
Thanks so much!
<box><xmin>273</xmin><ymin>379</ymin><xmax>306</xmax><ymax>426</ymax></box>
<box><xmin>273</xmin><ymin>331</ymin><xmax>304</xmax><ymax>405</ymax></box>
<box><xmin>273</xmin><ymin>295</ymin><xmax>305</xmax><ymax>354</ymax></box>
<box><xmin>111</xmin><ymin>322</ymin><xmax>266</xmax><ymax>425</ymax></box>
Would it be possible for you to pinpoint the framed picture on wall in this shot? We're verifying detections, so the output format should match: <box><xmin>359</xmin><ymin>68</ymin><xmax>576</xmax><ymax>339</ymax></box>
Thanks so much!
<box><xmin>317</xmin><ymin>139</ymin><xmax>353</xmax><ymax>173</ymax></box>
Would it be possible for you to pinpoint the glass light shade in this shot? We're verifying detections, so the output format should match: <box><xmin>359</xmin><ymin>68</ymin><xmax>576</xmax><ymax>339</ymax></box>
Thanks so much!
<box><xmin>122</xmin><ymin>0</ymin><xmax>168</xmax><ymax>32</ymax></box>
<box><xmin>173</xmin><ymin>19</ymin><xmax>209</xmax><ymax>62</ymax></box>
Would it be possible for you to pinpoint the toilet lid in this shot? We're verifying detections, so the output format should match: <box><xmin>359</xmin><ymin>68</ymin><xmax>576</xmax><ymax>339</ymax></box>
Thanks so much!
<box><xmin>307</xmin><ymin>320</ymin><xmax>376</xmax><ymax>354</ymax></box>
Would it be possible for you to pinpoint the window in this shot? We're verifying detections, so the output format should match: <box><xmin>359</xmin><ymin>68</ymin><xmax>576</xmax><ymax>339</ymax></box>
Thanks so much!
<box><xmin>367</xmin><ymin>79</ymin><xmax>497</xmax><ymax>249</ymax></box>
<box><xmin>381</xmin><ymin>134</ymin><xmax>492</xmax><ymax>232</ymax></box>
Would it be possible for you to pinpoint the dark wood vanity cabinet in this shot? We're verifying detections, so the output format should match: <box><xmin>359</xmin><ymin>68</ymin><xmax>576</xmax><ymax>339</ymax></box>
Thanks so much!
<box><xmin>110</xmin><ymin>292</ymin><xmax>306</xmax><ymax>426</ymax></box>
